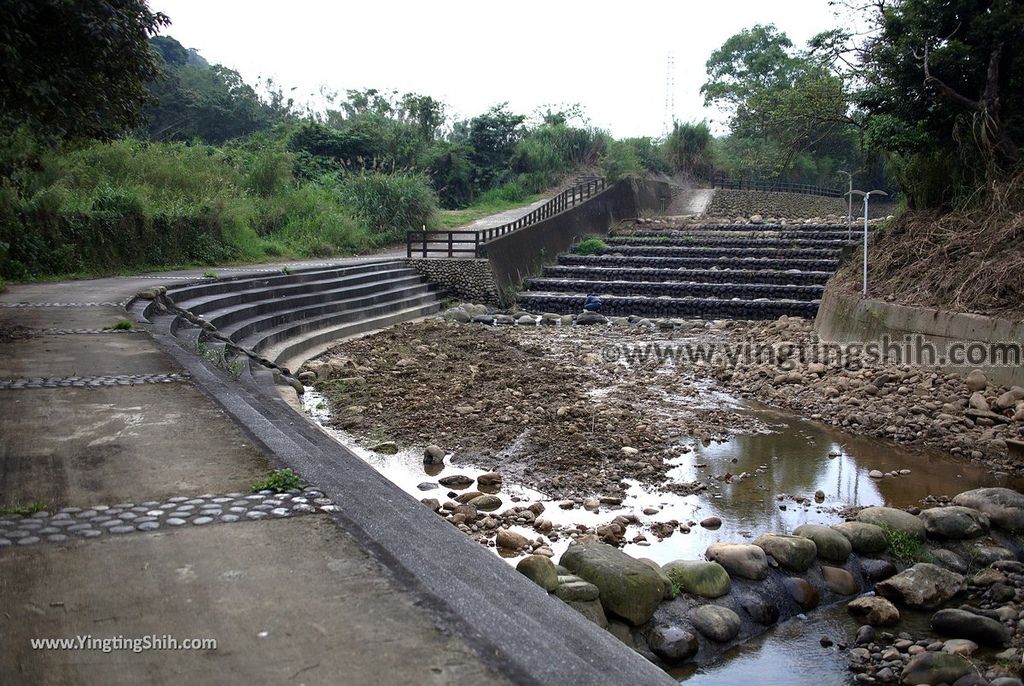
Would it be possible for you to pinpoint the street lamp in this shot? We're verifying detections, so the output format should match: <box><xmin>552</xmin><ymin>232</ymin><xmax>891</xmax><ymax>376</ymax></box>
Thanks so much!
<box><xmin>837</xmin><ymin>170</ymin><xmax>858</xmax><ymax>239</ymax></box>
<box><xmin>846</xmin><ymin>189</ymin><xmax>888</xmax><ymax>297</ymax></box>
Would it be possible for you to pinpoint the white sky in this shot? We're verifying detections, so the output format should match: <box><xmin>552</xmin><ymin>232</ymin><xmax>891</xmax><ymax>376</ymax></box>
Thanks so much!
<box><xmin>151</xmin><ymin>0</ymin><xmax>843</xmax><ymax>138</ymax></box>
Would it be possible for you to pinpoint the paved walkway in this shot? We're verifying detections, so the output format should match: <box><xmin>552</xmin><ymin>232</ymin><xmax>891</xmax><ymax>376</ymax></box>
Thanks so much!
<box><xmin>0</xmin><ymin>269</ymin><xmax>502</xmax><ymax>684</ymax></box>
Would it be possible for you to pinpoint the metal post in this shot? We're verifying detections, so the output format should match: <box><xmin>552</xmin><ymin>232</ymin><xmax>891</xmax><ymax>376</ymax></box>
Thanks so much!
<box><xmin>862</xmin><ymin>195</ymin><xmax>869</xmax><ymax>297</ymax></box>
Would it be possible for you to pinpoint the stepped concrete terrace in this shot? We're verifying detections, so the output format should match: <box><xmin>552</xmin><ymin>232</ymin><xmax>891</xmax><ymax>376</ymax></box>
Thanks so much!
<box><xmin>517</xmin><ymin>222</ymin><xmax>858</xmax><ymax>319</ymax></box>
<box><xmin>1</xmin><ymin>251</ymin><xmax>675</xmax><ymax>685</ymax></box>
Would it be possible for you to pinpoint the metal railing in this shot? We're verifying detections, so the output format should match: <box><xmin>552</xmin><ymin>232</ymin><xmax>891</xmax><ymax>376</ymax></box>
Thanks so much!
<box><xmin>406</xmin><ymin>177</ymin><xmax>607</xmax><ymax>258</ymax></box>
<box><xmin>711</xmin><ymin>174</ymin><xmax>844</xmax><ymax>198</ymax></box>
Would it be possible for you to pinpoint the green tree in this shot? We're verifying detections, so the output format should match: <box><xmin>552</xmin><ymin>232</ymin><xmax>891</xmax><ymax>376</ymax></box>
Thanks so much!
<box><xmin>0</xmin><ymin>0</ymin><xmax>169</xmax><ymax>138</ymax></box>
<box><xmin>463</xmin><ymin>104</ymin><xmax>526</xmax><ymax>189</ymax></box>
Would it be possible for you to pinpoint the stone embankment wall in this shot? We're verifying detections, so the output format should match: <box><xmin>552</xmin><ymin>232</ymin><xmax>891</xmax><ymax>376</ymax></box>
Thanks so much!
<box><xmin>706</xmin><ymin>190</ymin><xmax>894</xmax><ymax>220</ymax></box>
<box><xmin>482</xmin><ymin>178</ymin><xmax>674</xmax><ymax>295</ymax></box>
<box><xmin>815</xmin><ymin>288</ymin><xmax>1024</xmax><ymax>387</ymax></box>
<box><xmin>406</xmin><ymin>258</ymin><xmax>498</xmax><ymax>303</ymax></box>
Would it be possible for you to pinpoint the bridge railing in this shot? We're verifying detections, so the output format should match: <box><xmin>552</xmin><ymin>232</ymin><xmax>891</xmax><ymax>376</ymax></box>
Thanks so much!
<box><xmin>406</xmin><ymin>177</ymin><xmax>607</xmax><ymax>258</ymax></box>
<box><xmin>711</xmin><ymin>174</ymin><xmax>844</xmax><ymax>198</ymax></box>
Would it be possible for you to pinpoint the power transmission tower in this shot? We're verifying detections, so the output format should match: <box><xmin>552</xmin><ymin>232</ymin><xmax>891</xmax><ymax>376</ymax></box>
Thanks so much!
<box><xmin>663</xmin><ymin>53</ymin><xmax>675</xmax><ymax>135</ymax></box>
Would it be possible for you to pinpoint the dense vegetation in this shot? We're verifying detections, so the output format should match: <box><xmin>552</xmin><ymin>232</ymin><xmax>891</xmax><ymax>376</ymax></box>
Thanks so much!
<box><xmin>0</xmin><ymin>6</ymin><xmax>710</xmax><ymax>280</ymax></box>
<box><xmin>2</xmin><ymin>0</ymin><xmax>1019</xmax><ymax>285</ymax></box>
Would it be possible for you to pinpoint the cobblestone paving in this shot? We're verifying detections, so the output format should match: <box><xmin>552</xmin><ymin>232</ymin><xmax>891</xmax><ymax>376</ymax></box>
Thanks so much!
<box><xmin>0</xmin><ymin>487</ymin><xmax>337</xmax><ymax>548</ymax></box>
<box><xmin>0</xmin><ymin>372</ymin><xmax>190</xmax><ymax>390</ymax></box>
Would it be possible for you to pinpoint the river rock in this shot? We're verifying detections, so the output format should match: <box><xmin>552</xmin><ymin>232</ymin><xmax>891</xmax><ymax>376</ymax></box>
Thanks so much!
<box><xmin>931</xmin><ymin>548</ymin><xmax>969</xmax><ymax>574</ymax></box>
<box><xmin>902</xmin><ymin>652</ymin><xmax>976</xmax><ymax>685</ymax></box>
<box><xmin>690</xmin><ymin>604</ymin><xmax>741</xmax><ymax>642</ymax></box>
<box><xmin>566</xmin><ymin>599</ymin><xmax>609</xmax><ymax>628</ymax></box>
<box><xmin>930</xmin><ymin>608</ymin><xmax>1011</xmax><ymax>647</ymax></box>
<box><xmin>919</xmin><ymin>506</ymin><xmax>990</xmax><ymax>539</ymax></box>
<box><xmin>438</xmin><ymin>474</ymin><xmax>474</xmax><ymax>488</ymax></box>
<box><xmin>752</xmin><ymin>533</ymin><xmax>817</xmax><ymax>572</ymax></box>
<box><xmin>737</xmin><ymin>591</ymin><xmax>779</xmax><ymax>625</ymax></box>
<box><xmin>516</xmin><ymin>555</ymin><xmax>559</xmax><ymax>591</ymax></box>
<box><xmin>476</xmin><ymin>472</ymin><xmax>502</xmax><ymax>485</ymax></box>
<box><xmin>575</xmin><ymin>312</ymin><xmax>608</xmax><ymax>325</ymax></box>
<box><xmin>468</xmin><ymin>494</ymin><xmax>502</xmax><ymax>511</ymax></box>
<box><xmin>876</xmin><ymin>563</ymin><xmax>964</xmax><ymax>609</ymax></box>
<box><xmin>857</xmin><ymin>506</ymin><xmax>927</xmax><ymax>539</ymax></box>
<box><xmin>639</xmin><ymin>558</ymin><xmax>674</xmax><ymax>600</ymax></box>
<box><xmin>423</xmin><ymin>444</ymin><xmax>446</xmax><ymax>464</ymax></box>
<box><xmin>860</xmin><ymin>557</ymin><xmax>897</xmax><ymax>581</ymax></box>
<box><xmin>847</xmin><ymin>596</ymin><xmax>900</xmax><ymax>626</ymax></box>
<box><xmin>783</xmin><ymin>577</ymin><xmax>819</xmax><ymax>611</ymax></box>
<box><xmin>662</xmin><ymin>560</ymin><xmax>731</xmax><ymax>598</ymax></box>
<box><xmin>705</xmin><ymin>543</ymin><xmax>768</xmax><ymax>580</ymax></box>
<box><xmin>793</xmin><ymin>524</ymin><xmax>851</xmax><ymax>563</ymax></box>
<box><xmin>647</xmin><ymin>624</ymin><xmax>699</xmax><ymax>662</ymax></box>
<box><xmin>821</xmin><ymin>566</ymin><xmax>859</xmax><ymax>595</ymax></box>
<box><xmin>560</xmin><ymin>541</ymin><xmax>665</xmax><ymax>625</ymax></box>
<box><xmin>554</xmin><ymin>578</ymin><xmax>601</xmax><ymax>602</ymax></box>
<box><xmin>965</xmin><ymin>369</ymin><xmax>988</xmax><ymax>392</ymax></box>
<box><xmin>700</xmin><ymin>516</ymin><xmax>722</xmax><ymax>529</ymax></box>
<box><xmin>941</xmin><ymin>639</ymin><xmax>978</xmax><ymax>656</ymax></box>
<box><xmin>370</xmin><ymin>441</ymin><xmax>399</xmax><ymax>454</ymax></box>
<box><xmin>995</xmin><ymin>386</ymin><xmax>1024</xmax><ymax>410</ymax></box>
<box><xmin>495</xmin><ymin>528</ymin><xmax>528</xmax><ymax>550</ymax></box>
<box><xmin>952</xmin><ymin>488</ymin><xmax>1024</xmax><ymax>530</ymax></box>
<box><xmin>832</xmin><ymin>521</ymin><xmax>888</xmax><ymax>554</ymax></box>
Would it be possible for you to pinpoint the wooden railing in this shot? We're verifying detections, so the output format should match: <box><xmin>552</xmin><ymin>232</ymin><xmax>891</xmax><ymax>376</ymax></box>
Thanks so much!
<box><xmin>711</xmin><ymin>174</ymin><xmax>844</xmax><ymax>198</ymax></box>
<box><xmin>406</xmin><ymin>177</ymin><xmax>607</xmax><ymax>258</ymax></box>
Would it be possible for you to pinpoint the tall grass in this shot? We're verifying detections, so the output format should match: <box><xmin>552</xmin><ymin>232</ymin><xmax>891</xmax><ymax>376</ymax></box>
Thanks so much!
<box><xmin>0</xmin><ymin>134</ymin><xmax>437</xmax><ymax>279</ymax></box>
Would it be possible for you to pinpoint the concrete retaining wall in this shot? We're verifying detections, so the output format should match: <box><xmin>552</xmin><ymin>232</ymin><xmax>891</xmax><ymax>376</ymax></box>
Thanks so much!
<box><xmin>482</xmin><ymin>178</ymin><xmax>674</xmax><ymax>296</ymax></box>
<box><xmin>815</xmin><ymin>287</ymin><xmax>1024</xmax><ymax>387</ymax></box>
<box><xmin>406</xmin><ymin>258</ymin><xmax>498</xmax><ymax>303</ymax></box>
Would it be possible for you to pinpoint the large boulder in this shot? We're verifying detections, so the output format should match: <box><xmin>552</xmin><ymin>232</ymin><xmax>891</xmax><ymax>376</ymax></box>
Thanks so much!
<box><xmin>952</xmin><ymin>488</ymin><xmax>1024</xmax><ymax>531</ymax></box>
<box><xmin>705</xmin><ymin>543</ymin><xmax>768</xmax><ymax>580</ymax></box>
<box><xmin>930</xmin><ymin>608</ymin><xmax>1011</xmax><ymax>647</ymax></box>
<box><xmin>793</xmin><ymin>524</ymin><xmax>852</xmax><ymax>563</ymax></box>
<box><xmin>565</xmin><ymin>599</ymin><xmax>608</xmax><ymax>628</ymax></box>
<box><xmin>647</xmin><ymin>624</ymin><xmax>699</xmax><ymax>663</ymax></box>
<box><xmin>856</xmin><ymin>506</ymin><xmax>926</xmax><ymax>539</ymax></box>
<box><xmin>919</xmin><ymin>506</ymin><xmax>990</xmax><ymax>539</ymax></box>
<box><xmin>560</xmin><ymin>541</ymin><xmax>665</xmax><ymax>626</ymax></box>
<box><xmin>832</xmin><ymin>521</ymin><xmax>888</xmax><ymax>554</ymax></box>
<box><xmin>821</xmin><ymin>566</ymin><xmax>859</xmax><ymax>595</ymax></box>
<box><xmin>752</xmin><ymin>533</ymin><xmax>817</xmax><ymax>572</ymax></box>
<box><xmin>690</xmin><ymin>604</ymin><xmax>741</xmax><ymax>642</ymax></box>
<box><xmin>639</xmin><ymin>558</ymin><xmax>674</xmax><ymax>600</ymax></box>
<box><xmin>516</xmin><ymin>555</ymin><xmax>559</xmax><ymax>591</ymax></box>
<box><xmin>662</xmin><ymin>560</ymin><xmax>731</xmax><ymax>598</ymax></box>
<box><xmin>737</xmin><ymin>591</ymin><xmax>779</xmax><ymax>625</ymax></box>
<box><xmin>847</xmin><ymin>596</ymin><xmax>900</xmax><ymax>626</ymax></box>
<box><xmin>876</xmin><ymin>563</ymin><xmax>964</xmax><ymax>609</ymax></box>
<box><xmin>783</xmin><ymin>577</ymin><xmax>820</xmax><ymax>611</ymax></box>
<box><xmin>902</xmin><ymin>652</ymin><xmax>976</xmax><ymax>685</ymax></box>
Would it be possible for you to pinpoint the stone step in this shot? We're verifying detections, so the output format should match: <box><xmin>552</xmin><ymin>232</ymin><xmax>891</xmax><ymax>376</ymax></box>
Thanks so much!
<box><xmin>214</xmin><ymin>282</ymin><xmax>438</xmax><ymax>346</ymax></box>
<box><xmin>185</xmin><ymin>273</ymin><xmax>429</xmax><ymax>333</ymax></box>
<box><xmin>541</xmin><ymin>265</ymin><xmax>832</xmax><ymax>286</ymax></box>
<box><xmin>516</xmin><ymin>293</ymin><xmax>818</xmax><ymax>319</ymax></box>
<box><xmin>559</xmin><ymin>254</ymin><xmax>839</xmax><ymax>271</ymax></box>
<box><xmin>604</xmin><ymin>236</ymin><xmax>850</xmax><ymax>249</ymax></box>
<box><xmin>265</xmin><ymin>301</ymin><xmax>444</xmax><ymax>371</ymax></box>
<box><xmin>177</xmin><ymin>266</ymin><xmax>418</xmax><ymax>316</ymax></box>
<box><xmin>625</xmin><ymin>228</ymin><xmax>859</xmax><ymax>241</ymax></box>
<box><xmin>525</xmin><ymin>279</ymin><xmax>824</xmax><ymax>301</ymax></box>
<box><xmin>238</xmin><ymin>291</ymin><xmax>442</xmax><ymax>358</ymax></box>
<box><xmin>596</xmin><ymin>244</ymin><xmax>840</xmax><ymax>259</ymax></box>
<box><xmin>643</xmin><ymin>222</ymin><xmax>852</xmax><ymax>232</ymax></box>
<box><xmin>166</xmin><ymin>261</ymin><xmax>405</xmax><ymax>305</ymax></box>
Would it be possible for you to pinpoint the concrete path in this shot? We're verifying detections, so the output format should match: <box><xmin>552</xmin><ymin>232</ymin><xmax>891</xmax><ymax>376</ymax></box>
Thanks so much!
<box><xmin>0</xmin><ymin>274</ymin><xmax>501</xmax><ymax>685</ymax></box>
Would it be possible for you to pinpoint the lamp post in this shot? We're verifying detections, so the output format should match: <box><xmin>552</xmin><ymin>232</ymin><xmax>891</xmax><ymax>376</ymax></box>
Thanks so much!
<box><xmin>846</xmin><ymin>189</ymin><xmax>888</xmax><ymax>297</ymax></box>
<box><xmin>837</xmin><ymin>170</ymin><xmax>857</xmax><ymax>239</ymax></box>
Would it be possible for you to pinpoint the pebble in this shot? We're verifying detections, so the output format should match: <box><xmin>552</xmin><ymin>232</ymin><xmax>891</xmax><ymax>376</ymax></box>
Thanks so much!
<box><xmin>192</xmin><ymin>517</ymin><xmax>213</xmax><ymax>526</ymax></box>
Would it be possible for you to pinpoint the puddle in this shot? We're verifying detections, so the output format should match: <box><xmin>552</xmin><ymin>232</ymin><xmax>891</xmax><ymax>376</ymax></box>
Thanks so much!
<box><xmin>302</xmin><ymin>389</ymin><xmax>1021</xmax><ymax>567</ymax></box>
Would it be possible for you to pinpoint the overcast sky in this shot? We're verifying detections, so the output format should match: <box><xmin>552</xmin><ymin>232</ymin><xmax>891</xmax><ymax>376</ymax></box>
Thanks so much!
<box><xmin>152</xmin><ymin>0</ymin><xmax>843</xmax><ymax>138</ymax></box>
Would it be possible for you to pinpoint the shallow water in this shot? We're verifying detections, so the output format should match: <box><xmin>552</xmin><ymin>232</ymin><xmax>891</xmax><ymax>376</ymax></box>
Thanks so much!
<box><xmin>300</xmin><ymin>387</ymin><xmax>1020</xmax><ymax>685</ymax></box>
